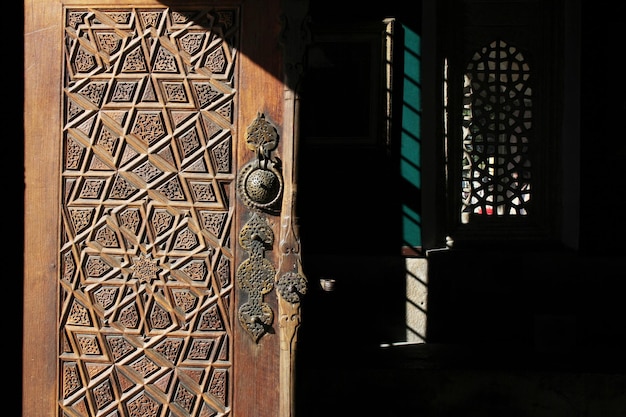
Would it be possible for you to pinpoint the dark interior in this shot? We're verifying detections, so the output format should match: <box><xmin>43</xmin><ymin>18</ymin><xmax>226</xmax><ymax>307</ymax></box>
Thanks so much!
<box><xmin>294</xmin><ymin>1</ymin><xmax>626</xmax><ymax>416</ymax></box>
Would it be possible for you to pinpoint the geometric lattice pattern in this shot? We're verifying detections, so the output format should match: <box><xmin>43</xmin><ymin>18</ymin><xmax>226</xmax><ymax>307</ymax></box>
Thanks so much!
<box><xmin>461</xmin><ymin>39</ymin><xmax>532</xmax><ymax>222</ymax></box>
<box><xmin>59</xmin><ymin>7</ymin><xmax>238</xmax><ymax>417</ymax></box>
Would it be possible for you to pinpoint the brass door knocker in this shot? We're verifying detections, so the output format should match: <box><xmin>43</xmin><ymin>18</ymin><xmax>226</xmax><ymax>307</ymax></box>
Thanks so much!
<box><xmin>237</xmin><ymin>113</ymin><xmax>283</xmax><ymax>213</ymax></box>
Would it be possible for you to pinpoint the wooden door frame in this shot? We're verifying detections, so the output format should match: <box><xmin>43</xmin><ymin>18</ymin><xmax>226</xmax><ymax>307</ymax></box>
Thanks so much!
<box><xmin>23</xmin><ymin>1</ymin><xmax>61</xmax><ymax>415</ymax></box>
<box><xmin>22</xmin><ymin>1</ymin><xmax>308</xmax><ymax>416</ymax></box>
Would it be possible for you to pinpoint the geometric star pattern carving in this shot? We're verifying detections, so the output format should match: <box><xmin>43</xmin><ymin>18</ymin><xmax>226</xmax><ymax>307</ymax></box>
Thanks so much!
<box><xmin>59</xmin><ymin>7</ymin><xmax>238</xmax><ymax>417</ymax></box>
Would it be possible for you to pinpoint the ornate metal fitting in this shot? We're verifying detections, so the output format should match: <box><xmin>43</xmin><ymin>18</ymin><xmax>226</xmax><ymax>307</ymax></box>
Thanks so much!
<box><xmin>236</xmin><ymin>213</ymin><xmax>276</xmax><ymax>342</ymax></box>
<box><xmin>237</xmin><ymin>113</ymin><xmax>283</xmax><ymax>213</ymax></box>
<box><xmin>276</xmin><ymin>271</ymin><xmax>307</xmax><ymax>304</ymax></box>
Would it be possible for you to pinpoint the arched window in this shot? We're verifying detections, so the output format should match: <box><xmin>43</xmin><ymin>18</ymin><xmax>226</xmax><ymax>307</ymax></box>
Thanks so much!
<box><xmin>461</xmin><ymin>40</ymin><xmax>532</xmax><ymax>223</ymax></box>
<box><xmin>428</xmin><ymin>0</ymin><xmax>568</xmax><ymax>247</ymax></box>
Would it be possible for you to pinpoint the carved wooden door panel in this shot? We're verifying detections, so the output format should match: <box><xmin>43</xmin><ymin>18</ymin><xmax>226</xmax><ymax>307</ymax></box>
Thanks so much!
<box><xmin>23</xmin><ymin>1</ymin><xmax>308</xmax><ymax>417</ymax></box>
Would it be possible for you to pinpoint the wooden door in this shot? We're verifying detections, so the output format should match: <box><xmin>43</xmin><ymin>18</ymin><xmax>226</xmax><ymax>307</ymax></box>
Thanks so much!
<box><xmin>23</xmin><ymin>1</ymin><xmax>308</xmax><ymax>416</ymax></box>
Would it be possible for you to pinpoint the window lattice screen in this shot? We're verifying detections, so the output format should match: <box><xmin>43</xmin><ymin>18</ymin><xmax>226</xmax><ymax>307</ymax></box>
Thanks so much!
<box><xmin>461</xmin><ymin>40</ymin><xmax>532</xmax><ymax>223</ymax></box>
